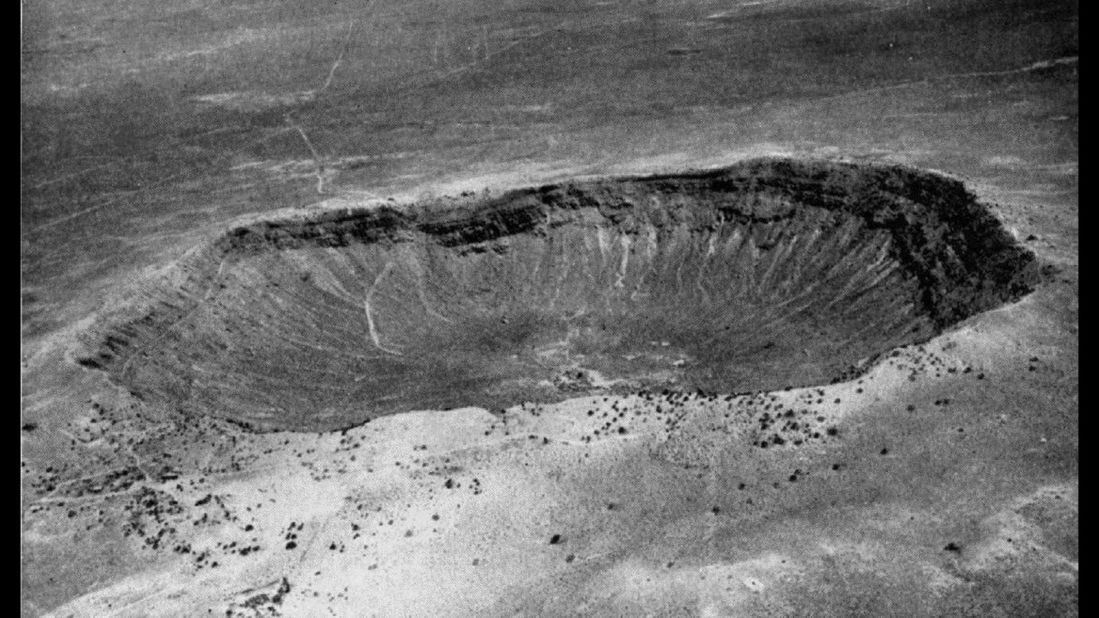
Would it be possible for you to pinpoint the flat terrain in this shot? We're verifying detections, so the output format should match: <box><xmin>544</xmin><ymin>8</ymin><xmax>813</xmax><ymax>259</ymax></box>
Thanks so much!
<box><xmin>21</xmin><ymin>0</ymin><xmax>1077</xmax><ymax>616</ymax></box>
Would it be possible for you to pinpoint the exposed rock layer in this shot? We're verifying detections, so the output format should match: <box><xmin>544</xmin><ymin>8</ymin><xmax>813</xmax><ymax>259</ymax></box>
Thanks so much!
<box><xmin>75</xmin><ymin>159</ymin><xmax>1038</xmax><ymax>431</ymax></box>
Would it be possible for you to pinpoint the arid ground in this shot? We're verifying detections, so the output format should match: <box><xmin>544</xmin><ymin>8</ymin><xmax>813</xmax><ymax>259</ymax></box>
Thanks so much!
<box><xmin>21</xmin><ymin>0</ymin><xmax>1077</xmax><ymax>615</ymax></box>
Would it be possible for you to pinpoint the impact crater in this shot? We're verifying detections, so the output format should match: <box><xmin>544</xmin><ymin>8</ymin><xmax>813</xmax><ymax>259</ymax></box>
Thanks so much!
<box><xmin>77</xmin><ymin>159</ymin><xmax>1038</xmax><ymax>431</ymax></box>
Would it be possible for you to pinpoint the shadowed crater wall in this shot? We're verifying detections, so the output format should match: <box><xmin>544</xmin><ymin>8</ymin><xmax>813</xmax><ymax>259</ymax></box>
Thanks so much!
<box><xmin>76</xmin><ymin>159</ymin><xmax>1038</xmax><ymax>431</ymax></box>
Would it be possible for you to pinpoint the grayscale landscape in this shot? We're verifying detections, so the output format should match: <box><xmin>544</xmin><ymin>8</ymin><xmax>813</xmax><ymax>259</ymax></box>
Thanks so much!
<box><xmin>21</xmin><ymin>0</ymin><xmax>1077</xmax><ymax>615</ymax></box>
